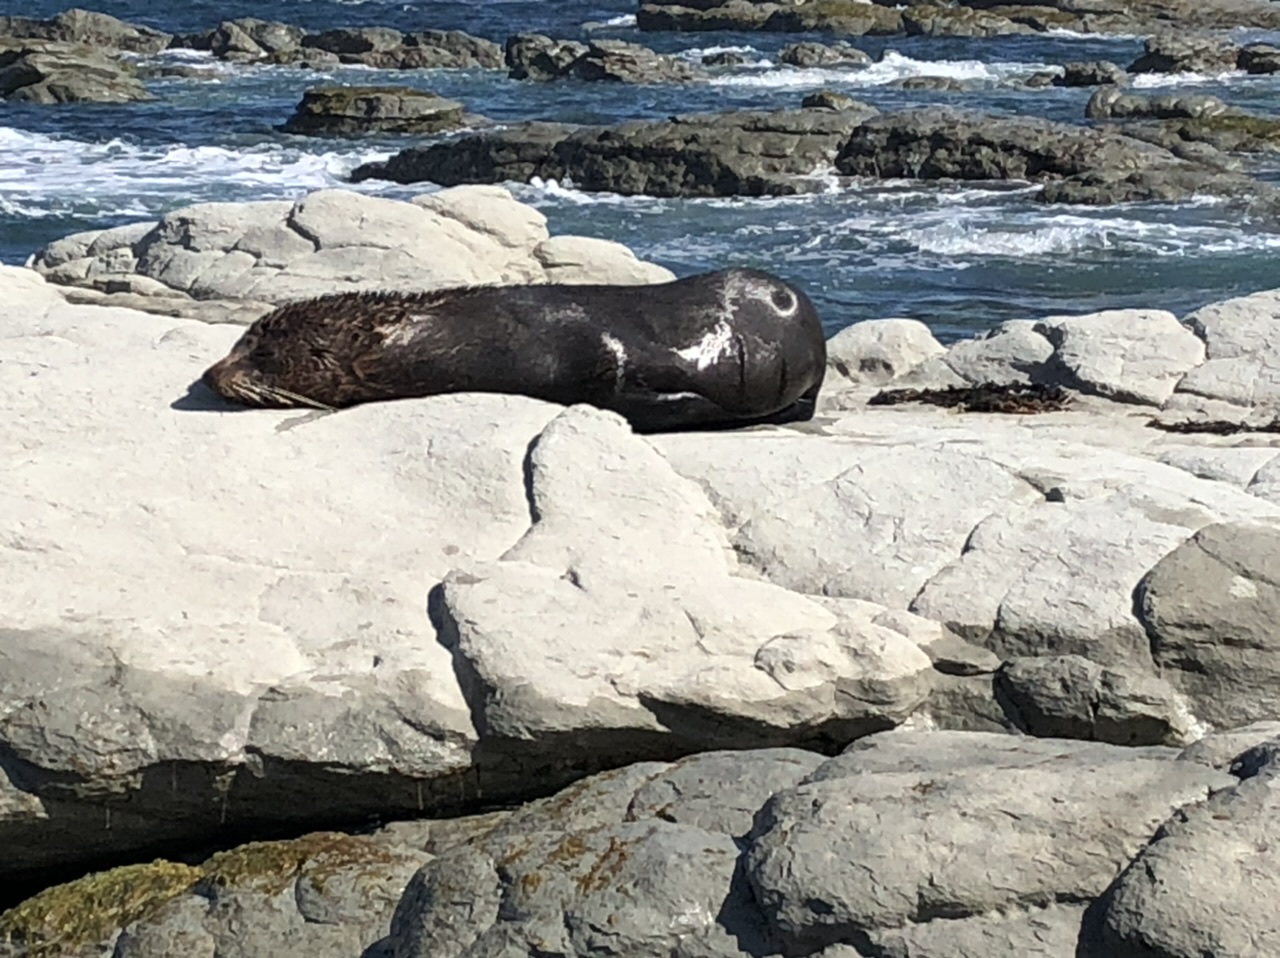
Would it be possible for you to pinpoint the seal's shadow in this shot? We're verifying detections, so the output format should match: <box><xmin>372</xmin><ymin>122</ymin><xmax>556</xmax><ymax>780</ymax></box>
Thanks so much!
<box><xmin>171</xmin><ymin>378</ymin><xmax>246</xmax><ymax>412</ymax></box>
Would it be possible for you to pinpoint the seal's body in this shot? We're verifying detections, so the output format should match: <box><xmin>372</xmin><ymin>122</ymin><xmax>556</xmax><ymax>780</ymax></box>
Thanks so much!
<box><xmin>202</xmin><ymin>268</ymin><xmax>826</xmax><ymax>433</ymax></box>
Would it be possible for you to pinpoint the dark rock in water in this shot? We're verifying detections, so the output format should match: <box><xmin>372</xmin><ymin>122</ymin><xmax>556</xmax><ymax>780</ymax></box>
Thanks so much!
<box><xmin>172</xmin><ymin>17</ymin><xmax>305</xmax><ymax>61</ymax></box>
<box><xmin>352</xmin><ymin>104</ymin><xmax>880</xmax><ymax>197</ymax></box>
<box><xmin>1239</xmin><ymin>43</ymin><xmax>1280</xmax><ymax>74</ymax></box>
<box><xmin>637</xmin><ymin>0</ymin><xmax>903</xmax><ymax>35</ymax></box>
<box><xmin>764</xmin><ymin>0</ymin><xmax>905</xmax><ymax>35</ymax></box>
<box><xmin>702</xmin><ymin>49</ymin><xmax>751</xmax><ymax>66</ymax></box>
<box><xmin>506</xmin><ymin>35</ymin><xmax>700</xmax><ymax>83</ymax></box>
<box><xmin>0</xmin><ymin>40</ymin><xmax>152</xmax><ymax>103</ymax></box>
<box><xmin>778</xmin><ymin>40</ymin><xmax>870</xmax><ymax>68</ymax></box>
<box><xmin>835</xmin><ymin>106</ymin><xmax>1273</xmax><ymax>206</ymax></box>
<box><xmin>1057</xmin><ymin>60</ymin><xmax>1128</xmax><ymax>87</ymax></box>
<box><xmin>0</xmin><ymin>8</ymin><xmax>171</xmax><ymax>54</ymax></box>
<box><xmin>802</xmin><ymin>89</ymin><xmax>857</xmax><ymax>110</ymax></box>
<box><xmin>169</xmin><ymin>20</ymin><xmax>501</xmax><ymax>69</ymax></box>
<box><xmin>302</xmin><ymin>26</ymin><xmax>404</xmax><ymax>55</ymax></box>
<box><xmin>575</xmin><ymin>39</ymin><xmax>701</xmax><ymax>83</ymax></box>
<box><xmin>505</xmin><ymin>33</ymin><xmax>588</xmax><ymax>79</ymax></box>
<box><xmin>639</xmin><ymin>0</ymin><xmax>1280</xmax><ymax>36</ymax></box>
<box><xmin>869</xmin><ymin>383</ymin><xmax>1073</xmax><ymax>414</ymax></box>
<box><xmin>1086</xmin><ymin>88</ymin><xmax>1230</xmax><ymax>121</ymax></box>
<box><xmin>902</xmin><ymin>5</ymin><xmax>1038</xmax><ymax>37</ymax></box>
<box><xmin>1128</xmin><ymin>33</ymin><xmax>1239</xmax><ymax>74</ymax></box>
<box><xmin>281</xmin><ymin>86</ymin><xmax>467</xmax><ymax>137</ymax></box>
<box><xmin>1088</xmin><ymin>89</ymin><xmax>1280</xmax><ymax>155</ymax></box>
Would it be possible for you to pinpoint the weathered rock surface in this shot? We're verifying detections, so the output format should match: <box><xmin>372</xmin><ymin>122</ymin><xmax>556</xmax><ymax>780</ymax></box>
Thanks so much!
<box><xmin>0</xmin><ymin>8</ymin><xmax>171</xmax><ymax>54</ymax></box>
<box><xmin>505</xmin><ymin>34</ymin><xmax>700</xmax><ymax>82</ymax></box>
<box><xmin>0</xmin><ymin>40</ymin><xmax>151</xmax><ymax>103</ymax></box>
<box><xmin>746</xmin><ymin>731</ymin><xmax>1231</xmax><ymax>955</ymax></box>
<box><xmin>778</xmin><ymin>40</ymin><xmax>870</xmax><ymax>68</ymax></box>
<box><xmin>8</xmin><ymin>251</ymin><xmax>1280</xmax><ymax>938</ymax></box>
<box><xmin>1128</xmin><ymin>33</ymin><xmax>1240</xmax><ymax>74</ymax></box>
<box><xmin>352</xmin><ymin>104</ymin><xmax>880</xmax><ymax>197</ymax></box>
<box><xmin>28</xmin><ymin>187</ymin><xmax>674</xmax><ymax>321</ymax></box>
<box><xmin>634</xmin><ymin>0</ymin><xmax>1280</xmax><ymax>36</ymax></box>
<box><xmin>171</xmin><ymin>21</ymin><xmax>502</xmax><ymax>69</ymax></box>
<box><xmin>637</xmin><ymin>0</ymin><xmax>905</xmax><ymax>35</ymax></box>
<box><xmin>1086</xmin><ymin>88</ymin><xmax>1229</xmax><ymax>122</ymax></box>
<box><xmin>281</xmin><ymin>86</ymin><xmax>468</xmax><ymax>137</ymax></box>
<box><xmin>834</xmin><ymin>107</ymin><xmax>1276</xmax><ymax>206</ymax></box>
<box><xmin>1082</xmin><ymin>738</ymin><xmax>1280</xmax><ymax>957</ymax></box>
<box><xmin>1176</xmin><ymin>288</ymin><xmax>1280</xmax><ymax>409</ymax></box>
<box><xmin>0</xmin><ymin>832</ymin><xmax>429</xmax><ymax>958</ymax></box>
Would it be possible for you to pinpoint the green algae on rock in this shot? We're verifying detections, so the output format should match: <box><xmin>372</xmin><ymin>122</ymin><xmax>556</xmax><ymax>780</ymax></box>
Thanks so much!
<box><xmin>0</xmin><ymin>861</ymin><xmax>200</xmax><ymax>956</ymax></box>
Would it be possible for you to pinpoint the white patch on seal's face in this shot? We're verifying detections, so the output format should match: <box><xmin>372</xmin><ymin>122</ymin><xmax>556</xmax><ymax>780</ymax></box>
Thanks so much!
<box><xmin>674</xmin><ymin>319</ymin><xmax>734</xmax><ymax>370</ymax></box>
<box><xmin>601</xmin><ymin>332</ymin><xmax>627</xmax><ymax>386</ymax></box>
<box><xmin>725</xmin><ymin>272</ymin><xmax>800</xmax><ymax>319</ymax></box>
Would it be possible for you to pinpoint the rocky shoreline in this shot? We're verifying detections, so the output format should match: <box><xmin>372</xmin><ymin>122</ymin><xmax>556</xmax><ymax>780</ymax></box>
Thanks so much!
<box><xmin>4</xmin><ymin>185</ymin><xmax>1280</xmax><ymax>956</ymax></box>
<box><xmin>5</xmin><ymin>1</ymin><xmax>1280</xmax><ymax>955</ymax></box>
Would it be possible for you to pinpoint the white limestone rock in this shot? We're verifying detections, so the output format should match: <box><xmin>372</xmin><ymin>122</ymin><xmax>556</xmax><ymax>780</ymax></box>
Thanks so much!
<box><xmin>28</xmin><ymin>187</ymin><xmax>673</xmax><ymax>322</ymax></box>
<box><xmin>1036</xmin><ymin>308</ymin><xmax>1205</xmax><ymax>406</ymax></box>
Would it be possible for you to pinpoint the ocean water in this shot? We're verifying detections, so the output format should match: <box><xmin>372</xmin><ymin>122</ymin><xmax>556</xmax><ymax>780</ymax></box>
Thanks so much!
<box><xmin>3</xmin><ymin>0</ymin><xmax>1280</xmax><ymax>340</ymax></box>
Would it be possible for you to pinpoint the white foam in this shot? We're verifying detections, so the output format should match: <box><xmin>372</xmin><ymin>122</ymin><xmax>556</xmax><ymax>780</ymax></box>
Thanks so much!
<box><xmin>1130</xmin><ymin>69</ymin><xmax>1246</xmax><ymax>88</ymax></box>
<box><xmin>595</xmin><ymin>13</ymin><xmax>637</xmax><ymax>28</ymax></box>
<box><xmin>0</xmin><ymin>126</ymin><xmax>385</xmax><ymax>217</ymax></box>
<box><xmin>1046</xmin><ymin>27</ymin><xmax>1140</xmax><ymax>41</ymax></box>
<box><xmin>707</xmin><ymin>49</ymin><xmax>1045</xmax><ymax>89</ymax></box>
<box><xmin>676</xmin><ymin>43</ymin><xmax>761</xmax><ymax>62</ymax></box>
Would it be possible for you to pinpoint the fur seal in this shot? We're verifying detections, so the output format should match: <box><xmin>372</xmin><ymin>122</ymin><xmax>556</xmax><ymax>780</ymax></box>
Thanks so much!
<box><xmin>201</xmin><ymin>267</ymin><xmax>826</xmax><ymax>433</ymax></box>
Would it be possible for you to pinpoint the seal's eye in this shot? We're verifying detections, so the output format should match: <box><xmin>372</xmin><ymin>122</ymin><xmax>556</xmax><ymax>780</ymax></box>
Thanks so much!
<box><xmin>772</xmin><ymin>288</ymin><xmax>796</xmax><ymax>314</ymax></box>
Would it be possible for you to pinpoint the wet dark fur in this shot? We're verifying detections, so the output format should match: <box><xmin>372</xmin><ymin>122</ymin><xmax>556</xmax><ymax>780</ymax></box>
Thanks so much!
<box><xmin>202</xmin><ymin>268</ymin><xmax>827</xmax><ymax>433</ymax></box>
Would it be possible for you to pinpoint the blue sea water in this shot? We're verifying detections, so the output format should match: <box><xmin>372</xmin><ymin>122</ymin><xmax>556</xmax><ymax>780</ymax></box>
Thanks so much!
<box><xmin>2</xmin><ymin>0</ymin><xmax>1280</xmax><ymax>339</ymax></box>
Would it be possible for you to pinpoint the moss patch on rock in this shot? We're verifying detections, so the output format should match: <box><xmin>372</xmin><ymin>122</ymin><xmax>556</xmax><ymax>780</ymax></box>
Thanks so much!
<box><xmin>0</xmin><ymin>831</ymin><xmax>404</xmax><ymax>954</ymax></box>
<box><xmin>0</xmin><ymin>860</ymin><xmax>200</xmax><ymax>956</ymax></box>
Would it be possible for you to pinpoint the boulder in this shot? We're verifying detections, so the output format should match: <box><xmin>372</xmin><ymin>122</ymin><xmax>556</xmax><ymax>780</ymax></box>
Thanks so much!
<box><xmin>1138</xmin><ymin>522</ymin><xmax>1280</xmax><ymax>728</ymax></box>
<box><xmin>172</xmin><ymin>17</ymin><xmax>305</xmax><ymax>61</ymax></box>
<box><xmin>1086</xmin><ymin>87</ymin><xmax>1231</xmax><ymax>121</ymax></box>
<box><xmin>28</xmin><ymin>187</ymin><xmax>675</xmax><ymax>319</ymax></box>
<box><xmin>1058</xmin><ymin>59</ymin><xmax>1127</xmax><ymax>86</ymax></box>
<box><xmin>178</xmin><ymin>24</ymin><xmax>504</xmax><ymax>69</ymax></box>
<box><xmin>834</xmin><ymin>106</ymin><xmax>1276</xmax><ymax>207</ymax></box>
<box><xmin>353</xmin><ymin>104</ymin><xmax>882</xmax><ymax>198</ymax></box>
<box><xmin>997</xmin><ymin>654</ymin><xmax>1200</xmax><ymax>746</ymax></box>
<box><xmin>505</xmin><ymin>33</ymin><xmax>588</xmax><ymax>79</ymax></box>
<box><xmin>1082</xmin><ymin>741</ymin><xmax>1280</xmax><ymax>957</ymax></box>
<box><xmin>824</xmin><ymin>318</ymin><xmax>946</xmax><ymax>386</ymax></box>
<box><xmin>1239</xmin><ymin>43</ymin><xmax>1280</xmax><ymax>74</ymax></box>
<box><xmin>902</xmin><ymin>4</ymin><xmax>1036</xmax><ymax>36</ymax></box>
<box><xmin>0</xmin><ymin>833</ymin><xmax>429</xmax><ymax>958</ymax></box>
<box><xmin>745</xmin><ymin>730</ymin><xmax>1231</xmax><ymax>954</ymax></box>
<box><xmin>281</xmin><ymin>86</ymin><xmax>467</xmax><ymax>137</ymax></box>
<box><xmin>1128</xmin><ymin>33</ymin><xmax>1239</xmax><ymax>74</ymax></box>
<box><xmin>778</xmin><ymin>40</ymin><xmax>870</xmax><ymax>67</ymax></box>
<box><xmin>0</xmin><ymin>41</ymin><xmax>151</xmax><ymax>103</ymax></box>
<box><xmin>1176</xmin><ymin>288</ymin><xmax>1280</xmax><ymax>409</ymax></box>
<box><xmin>1035</xmin><ymin>308</ymin><xmax>1205</xmax><ymax>405</ymax></box>
<box><xmin>0</xmin><ymin>8</ymin><xmax>171</xmax><ymax>54</ymax></box>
